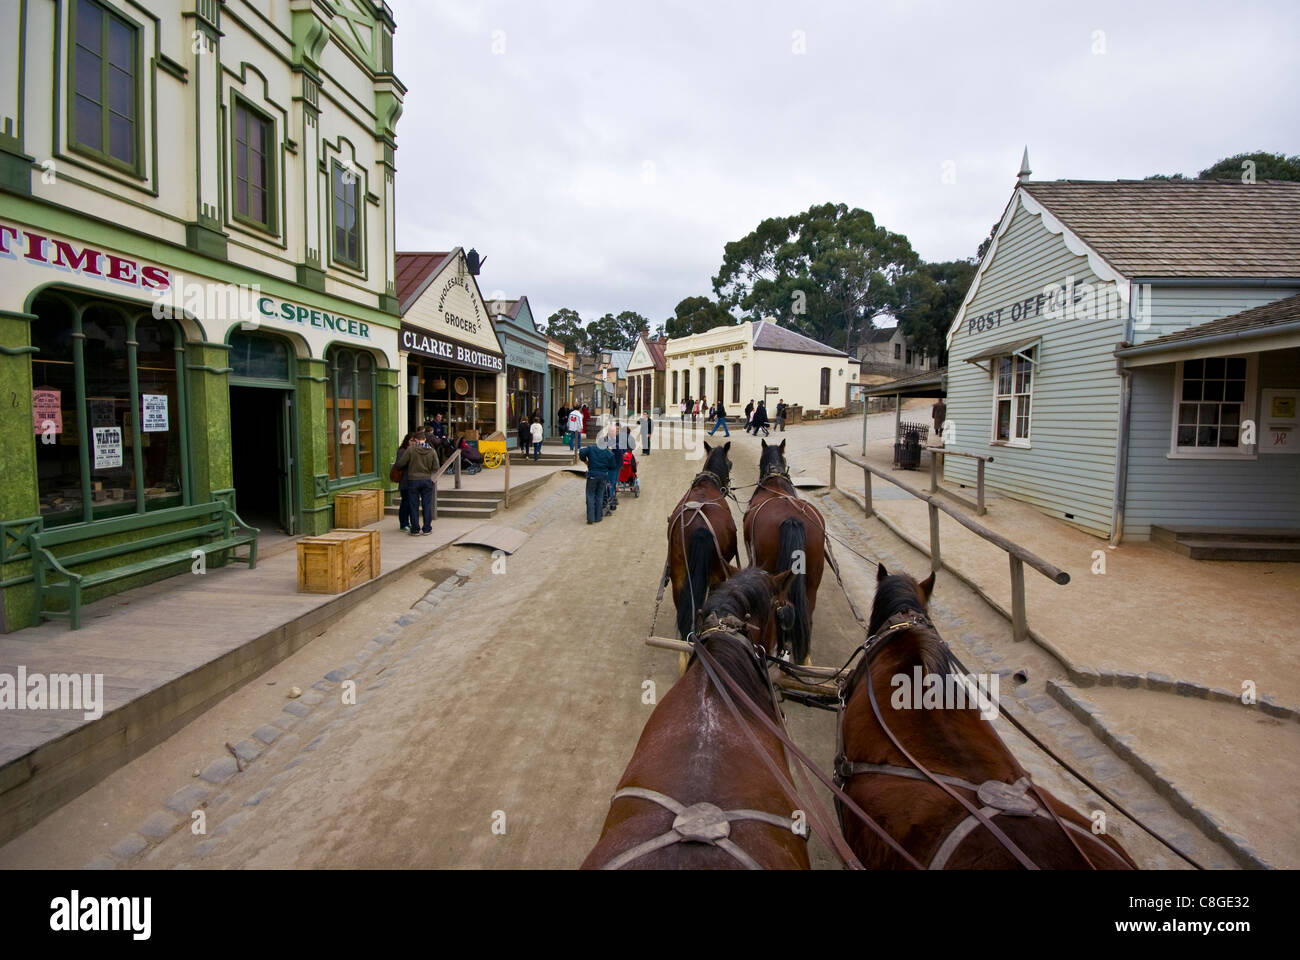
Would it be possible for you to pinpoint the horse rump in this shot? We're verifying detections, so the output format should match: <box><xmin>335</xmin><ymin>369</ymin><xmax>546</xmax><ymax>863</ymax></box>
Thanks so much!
<box><xmin>778</xmin><ymin>516</ymin><xmax>811</xmax><ymax>663</ymax></box>
<box><xmin>676</xmin><ymin>525</ymin><xmax>716</xmax><ymax>639</ymax></box>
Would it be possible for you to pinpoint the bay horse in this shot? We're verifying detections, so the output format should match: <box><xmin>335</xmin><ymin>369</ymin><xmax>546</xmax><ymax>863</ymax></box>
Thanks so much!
<box><xmin>743</xmin><ymin>439</ymin><xmax>825</xmax><ymax>665</ymax></box>
<box><xmin>666</xmin><ymin>441</ymin><xmax>738</xmax><ymax>644</ymax></box>
<box><xmin>835</xmin><ymin>563</ymin><xmax>1137</xmax><ymax>869</ymax></box>
<box><xmin>581</xmin><ymin>567</ymin><xmax>808</xmax><ymax>869</ymax></box>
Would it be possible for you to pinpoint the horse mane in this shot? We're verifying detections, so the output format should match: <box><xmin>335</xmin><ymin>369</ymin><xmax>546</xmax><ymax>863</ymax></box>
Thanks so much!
<box><xmin>868</xmin><ymin>572</ymin><xmax>949</xmax><ymax>677</ymax></box>
<box><xmin>696</xmin><ymin>568</ymin><xmax>778</xmax><ymax>718</ymax></box>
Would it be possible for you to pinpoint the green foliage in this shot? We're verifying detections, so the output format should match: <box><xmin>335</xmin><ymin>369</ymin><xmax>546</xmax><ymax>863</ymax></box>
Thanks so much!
<box><xmin>892</xmin><ymin>260</ymin><xmax>976</xmax><ymax>365</ymax></box>
<box><xmin>711</xmin><ymin>202</ymin><xmax>918</xmax><ymax>354</ymax></box>
<box><xmin>664</xmin><ymin>296</ymin><xmax>736</xmax><ymax>338</ymax></box>
<box><xmin>545</xmin><ymin>308</ymin><xmax>588</xmax><ymax>356</ymax></box>
<box><xmin>1146</xmin><ymin>151</ymin><xmax>1300</xmax><ymax>182</ymax></box>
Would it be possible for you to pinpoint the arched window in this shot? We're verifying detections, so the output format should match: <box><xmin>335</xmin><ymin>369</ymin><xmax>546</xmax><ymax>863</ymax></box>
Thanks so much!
<box><xmin>326</xmin><ymin>347</ymin><xmax>376</xmax><ymax>480</ymax></box>
<box><xmin>715</xmin><ymin>365</ymin><xmax>724</xmax><ymax>403</ymax></box>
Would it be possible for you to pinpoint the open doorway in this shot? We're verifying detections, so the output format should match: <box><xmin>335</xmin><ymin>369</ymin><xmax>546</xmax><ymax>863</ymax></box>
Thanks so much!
<box><xmin>230</xmin><ymin>386</ymin><xmax>295</xmax><ymax>535</ymax></box>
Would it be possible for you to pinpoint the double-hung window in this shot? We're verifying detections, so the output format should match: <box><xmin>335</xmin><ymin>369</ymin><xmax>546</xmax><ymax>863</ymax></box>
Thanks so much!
<box><xmin>71</xmin><ymin>0</ymin><xmax>140</xmax><ymax>172</ymax></box>
<box><xmin>993</xmin><ymin>346</ymin><xmax>1034</xmax><ymax>444</ymax></box>
<box><xmin>233</xmin><ymin>101</ymin><xmax>275</xmax><ymax>231</ymax></box>
<box><xmin>1172</xmin><ymin>356</ymin><xmax>1254</xmax><ymax>457</ymax></box>
<box><xmin>332</xmin><ymin>161</ymin><xmax>362</xmax><ymax>269</ymax></box>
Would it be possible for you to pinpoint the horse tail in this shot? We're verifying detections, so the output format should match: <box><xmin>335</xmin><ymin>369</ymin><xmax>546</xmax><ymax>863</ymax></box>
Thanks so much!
<box><xmin>779</xmin><ymin>516</ymin><xmax>812</xmax><ymax>663</ymax></box>
<box><xmin>676</xmin><ymin>525</ymin><xmax>715</xmax><ymax>640</ymax></box>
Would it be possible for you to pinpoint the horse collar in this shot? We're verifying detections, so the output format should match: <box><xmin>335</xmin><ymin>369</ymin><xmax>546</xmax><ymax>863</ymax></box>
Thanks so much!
<box><xmin>861</xmin><ymin>610</ymin><xmax>933</xmax><ymax>662</ymax></box>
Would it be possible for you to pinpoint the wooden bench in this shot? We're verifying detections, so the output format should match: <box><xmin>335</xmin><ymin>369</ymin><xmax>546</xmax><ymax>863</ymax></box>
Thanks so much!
<box><xmin>29</xmin><ymin>501</ymin><xmax>259</xmax><ymax>630</ymax></box>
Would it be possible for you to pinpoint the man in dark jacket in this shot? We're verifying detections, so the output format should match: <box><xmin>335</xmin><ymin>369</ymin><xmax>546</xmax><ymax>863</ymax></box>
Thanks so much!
<box><xmin>395</xmin><ymin>429</ymin><xmax>440</xmax><ymax>536</ymax></box>
<box><xmin>638</xmin><ymin>410</ymin><xmax>653</xmax><ymax>455</ymax></box>
<box><xmin>752</xmin><ymin>400</ymin><xmax>770</xmax><ymax>437</ymax></box>
<box><xmin>578</xmin><ymin>442</ymin><xmax>615</xmax><ymax>523</ymax></box>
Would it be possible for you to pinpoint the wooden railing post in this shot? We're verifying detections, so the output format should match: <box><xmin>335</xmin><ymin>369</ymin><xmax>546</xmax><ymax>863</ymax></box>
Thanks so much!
<box><xmin>829</xmin><ymin>448</ymin><xmax>837</xmax><ymax>491</ymax></box>
<box><xmin>863</xmin><ymin>466</ymin><xmax>872</xmax><ymax>518</ymax></box>
<box><xmin>928</xmin><ymin>502</ymin><xmax>941</xmax><ymax>572</ymax></box>
<box><xmin>454</xmin><ymin>452</ymin><xmax>462</xmax><ymax>489</ymax></box>
<box><xmin>504</xmin><ymin>448</ymin><xmax>511</xmax><ymax>509</ymax></box>
<box><xmin>929</xmin><ymin>450</ymin><xmax>939</xmax><ymax>493</ymax></box>
<box><xmin>431</xmin><ymin>481</ymin><xmax>438</xmax><ymax>519</ymax></box>
<box><xmin>1009</xmin><ymin>555</ymin><xmax>1027</xmax><ymax>642</ymax></box>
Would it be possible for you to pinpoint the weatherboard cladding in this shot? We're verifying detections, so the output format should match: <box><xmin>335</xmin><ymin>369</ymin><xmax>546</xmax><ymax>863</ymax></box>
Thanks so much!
<box><xmin>1134</xmin><ymin>287</ymin><xmax>1300</xmax><ymax>346</ymax></box>
<box><xmin>945</xmin><ymin>201</ymin><xmax>1125</xmax><ymax>536</ymax></box>
<box><xmin>1122</xmin><ymin>349</ymin><xmax>1300</xmax><ymax>537</ymax></box>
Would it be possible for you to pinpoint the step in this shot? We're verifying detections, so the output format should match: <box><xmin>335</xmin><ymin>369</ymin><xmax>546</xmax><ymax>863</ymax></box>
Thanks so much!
<box><xmin>1176</xmin><ymin>538</ymin><xmax>1300</xmax><ymax>562</ymax></box>
<box><xmin>1152</xmin><ymin>524</ymin><xmax>1300</xmax><ymax>545</ymax></box>
<box><xmin>437</xmin><ymin>506</ymin><xmax>498</xmax><ymax>520</ymax></box>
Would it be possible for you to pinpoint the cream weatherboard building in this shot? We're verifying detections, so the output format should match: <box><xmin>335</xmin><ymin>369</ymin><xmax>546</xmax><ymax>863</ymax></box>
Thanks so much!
<box><xmin>665</xmin><ymin>319</ymin><xmax>860</xmax><ymax>414</ymax></box>
<box><xmin>0</xmin><ymin>0</ymin><xmax>405</xmax><ymax>632</ymax></box>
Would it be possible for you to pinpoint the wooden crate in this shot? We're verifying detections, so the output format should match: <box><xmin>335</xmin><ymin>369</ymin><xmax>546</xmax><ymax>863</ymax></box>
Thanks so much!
<box><xmin>296</xmin><ymin>529</ymin><xmax>381</xmax><ymax>593</ymax></box>
<box><xmin>333</xmin><ymin>488</ymin><xmax>384</xmax><ymax>528</ymax></box>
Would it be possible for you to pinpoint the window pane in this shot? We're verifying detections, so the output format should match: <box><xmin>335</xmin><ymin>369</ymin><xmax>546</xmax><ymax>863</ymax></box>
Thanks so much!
<box><xmin>1220</xmin><ymin>427</ymin><xmax>1239</xmax><ymax>447</ymax></box>
<box><xmin>1202</xmin><ymin>379</ymin><xmax>1224</xmax><ymax>402</ymax></box>
<box><xmin>1220</xmin><ymin>405</ymin><xmax>1240</xmax><ymax>427</ymax></box>
<box><xmin>32</xmin><ymin>297</ymin><xmax>84</xmax><ymax>524</ymax></box>
<box><xmin>1181</xmin><ymin>377</ymin><xmax>1201</xmax><ymax>402</ymax></box>
<box><xmin>1178</xmin><ymin>403</ymin><xmax>1197</xmax><ymax>425</ymax></box>
<box><xmin>136</xmin><ymin>318</ymin><xmax>182</xmax><ymax>508</ymax></box>
<box><xmin>996</xmin><ymin>399</ymin><xmax>1011</xmax><ymax>441</ymax></box>
<box><xmin>82</xmin><ymin>305</ymin><xmax>135</xmax><ymax>517</ymax></box>
<box><xmin>75</xmin><ymin>47</ymin><xmax>102</xmax><ymax>102</ymax></box>
<box><xmin>1197</xmin><ymin>425</ymin><xmax>1218</xmax><ymax>447</ymax></box>
<box><xmin>996</xmin><ymin>357</ymin><xmax>1012</xmax><ymax>395</ymax></box>
<box><xmin>1016</xmin><ymin>395</ymin><xmax>1031</xmax><ymax>439</ymax></box>
<box><xmin>77</xmin><ymin>0</ymin><xmax>102</xmax><ymax>49</ymax></box>
<box><xmin>107</xmin><ymin>17</ymin><xmax>132</xmax><ymax>70</ymax></box>
<box><xmin>1226</xmin><ymin>357</ymin><xmax>1246</xmax><ymax>379</ymax></box>
<box><xmin>250</xmin><ymin>187</ymin><xmax>264</xmax><ymax>224</ymax></box>
<box><xmin>1177</xmin><ymin>425</ymin><xmax>1195</xmax><ymax>446</ymax></box>
<box><xmin>108</xmin><ymin>65</ymin><xmax>132</xmax><ymax>116</ymax></box>
<box><xmin>75</xmin><ymin>95</ymin><xmax>102</xmax><ymax>150</ymax></box>
<box><xmin>1198</xmin><ymin>403</ymin><xmax>1219</xmax><ymax>426</ymax></box>
<box><xmin>1204</xmin><ymin>357</ymin><xmax>1225</xmax><ymax>379</ymax></box>
<box><xmin>1184</xmin><ymin>358</ymin><xmax>1203</xmax><ymax>379</ymax></box>
<box><xmin>109</xmin><ymin>112</ymin><xmax>133</xmax><ymax>163</ymax></box>
<box><xmin>229</xmin><ymin>332</ymin><xmax>289</xmax><ymax>380</ymax></box>
<box><xmin>1224</xmin><ymin>379</ymin><xmax>1245</xmax><ymax>403</ymax></box>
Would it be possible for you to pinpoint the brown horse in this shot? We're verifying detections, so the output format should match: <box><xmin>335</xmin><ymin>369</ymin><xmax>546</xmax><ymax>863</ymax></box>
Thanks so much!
<box><xmin>666</xmin><ymin>441</ymin><xmax>739</xmax><ymax>642</ymax></box>
<box><xmin>581</xmin><ymin>567</ymin><xmax>808</xmax><ymax>869</ymax></box>
<box><xmin>836</xmin><ymin>563</ymin><xmax>1137</xmax><ymax>869</ymax></box>
<box><xmin>743</xmin><ymin>439</ymin><xmax>825</xmax><ymax>665</ymax></box>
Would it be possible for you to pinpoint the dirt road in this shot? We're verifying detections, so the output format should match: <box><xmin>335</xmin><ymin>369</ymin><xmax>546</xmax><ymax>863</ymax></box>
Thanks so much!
<box><xmin>0</xmin><ymin>415</ymin><xmax>1241</xmax><ymax>869</ymax></box>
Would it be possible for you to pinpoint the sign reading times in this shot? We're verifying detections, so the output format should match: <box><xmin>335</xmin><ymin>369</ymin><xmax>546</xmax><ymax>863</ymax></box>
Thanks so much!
<box><xmin>401</xmin><ymin>324</ymin><xmax>503</xmax><ymax>373</ymax></box>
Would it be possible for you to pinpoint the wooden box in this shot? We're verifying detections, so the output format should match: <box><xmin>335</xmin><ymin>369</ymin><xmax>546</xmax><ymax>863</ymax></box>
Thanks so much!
<box><xmin>297</xmin><ymin>529</ymin><xmax>381</xmax><ymax>593</ymax></box>
<box><xmin>333</xmin><ymin>488</ymin><xmax>384</xmax><ymax>528</ymax></box>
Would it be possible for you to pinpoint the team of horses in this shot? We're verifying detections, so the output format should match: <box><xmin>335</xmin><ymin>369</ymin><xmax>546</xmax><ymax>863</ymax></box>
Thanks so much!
<box><xmin>582</xmin><ymin>439</ymin><xmax>1136</xmax><ymax>870</ymax></box>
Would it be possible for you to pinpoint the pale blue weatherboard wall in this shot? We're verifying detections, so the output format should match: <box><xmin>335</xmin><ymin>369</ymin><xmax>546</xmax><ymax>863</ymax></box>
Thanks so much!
<box><xmin>1133</xmin><ymin>286</ymin><xmax>1300</xmax><ymax>344</ymax></box>
<box><xmin>945</xmin><ymin>199</ymin><xmax>1126</xmax><ymax>536</ymax></box>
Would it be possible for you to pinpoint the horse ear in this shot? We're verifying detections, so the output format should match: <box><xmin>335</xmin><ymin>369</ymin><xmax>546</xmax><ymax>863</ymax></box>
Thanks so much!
<box><xmin>703</xmin><ymin>440</ymin><xmax>711</xmax><ymax>452</ymax></box>
<box><xmin>761</xmin><ymin>438</ymin><xmax>767</xmax><ymax>449</ymax></box>
<box><xmin>876</xmin><ymin>562</ymin><xmax>889</xmax><ymax>582</ymax></box>
<box><xmin>918</xmin><ymin>571</ymin><xmax>935</xmax><ymax>604</ymax></box>
<box><xmin>723</xmin><ymin>441</ymin><xmax>731</xmax><ymax>453</ymax></box>
<box><xmin>779</xmin><ymin>439</ymin><xmax>786</xmax><ymax>454</ymax></box>
<box><xmin>725</xmin><ymin>562</ymin><xmax>741</xmax><ymax>579</ymax></box>
<box><xmin>771</xmin><ymin>569</ymin><xmax>794</xmax><ymax>594</ymax></box>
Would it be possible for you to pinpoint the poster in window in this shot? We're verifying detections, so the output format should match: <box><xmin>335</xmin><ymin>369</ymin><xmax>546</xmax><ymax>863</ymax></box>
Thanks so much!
<box><xmin>90</xmin><ymin>398</ymin><xmax>117</xmax><ymax>428</ymax></box>
<box><xmin>142</xmin><ymin>394</ymin><xmax>169</xmax><ymax>432</ymax></box>
<box><xmin>93</xmin><ymin>427</ymin><xmax>124</xmax><ymax>469</ymax></box>
<box><xmin>32</xmin><ymin>390</ymin><xmax>63</xmax><ymax>434</ymax></box>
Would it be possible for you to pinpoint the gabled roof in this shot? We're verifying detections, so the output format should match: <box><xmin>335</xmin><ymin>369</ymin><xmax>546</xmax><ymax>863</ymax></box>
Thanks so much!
<box><xmin>752</xmin><ymin>320</ymin><xmax>853</xmax><ymax>358</ymax></box>
<box><xmin>395</xmin><ymin>251</ymin><xmax>454</xmax><ymax>306</ymax></box>
<box><xmin>629</xmin><ymin>331</ymin><xmax>668</xmax><ymax>370</ymax></box>
<box><xmin>1021</xmin><ymin>180</ymin><xmax>1300</xmax><ymax>279</ymax></box>
<box><xmin>863</xmin><ymin>326</ymin><xmax>900</xmax><ymax>344</ymax></box>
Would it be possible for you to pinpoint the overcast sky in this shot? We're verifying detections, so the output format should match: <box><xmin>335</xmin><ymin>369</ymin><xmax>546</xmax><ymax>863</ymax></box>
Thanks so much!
<box><xmin>391</xmin><ymin>0</ymin><xmax>1300</xmax><ymax>330</ymax></box>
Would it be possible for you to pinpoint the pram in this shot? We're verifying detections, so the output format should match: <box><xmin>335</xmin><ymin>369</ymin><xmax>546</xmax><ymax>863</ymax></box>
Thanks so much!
<box><xmin>616</xmin><ymin>451</ymin><xmax>640</xmax><ymax>498</ymax></box>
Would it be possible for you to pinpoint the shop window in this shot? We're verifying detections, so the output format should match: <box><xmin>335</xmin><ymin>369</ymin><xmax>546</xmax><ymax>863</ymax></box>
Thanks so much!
<box><xmin>732</xmin><ymin>363</ymin><xmax>740</xmax><ymax>404</ymax></box>
<box><xmin>31</xmin><ymin>292</ymin><xmax>187</xmax><ymax>525</ymax></box>
<box><xmin>326</xmin><ymin>347</ymin><xmax>376</xmax><ymax>481</ymax></box>
<box><xmin>232</xmin><ymin>98</ymin><xmax>276</xmax><ymax>232</ymax></box>
<box><xmin>332</xmin><ymin>161</ymin><xmax>362</xmax><ymax>269</ymax></box>
<box><xmin>820</xmin><ymin>367</ymin><xmax>831</xmax><ymax>406</ymax></box>
<box><xmin>992</xmin><ymin>347</ymin><xmax>1035</xmax><ymax>445</ymax></box>
<box><xmin>1173</xmin><ymin>356</ymin><xmax>1254</xmax><ymax>456</ymax></box>
<box><xmin>70</xmin><ymin>0</ymin><xmax>141</xmax><ymax>173</ymax></box>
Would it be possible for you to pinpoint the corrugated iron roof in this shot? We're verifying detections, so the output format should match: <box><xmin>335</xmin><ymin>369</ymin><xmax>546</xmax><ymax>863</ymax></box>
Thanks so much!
<box><xmin>752</xmin><ymin>320</ymin><xmax>852</xmax><ymax>357</ymax></box>
<box><xmin>394</xmin><ymin>251</ymin><xmax>454</xmax><ymax>307</ymax></box>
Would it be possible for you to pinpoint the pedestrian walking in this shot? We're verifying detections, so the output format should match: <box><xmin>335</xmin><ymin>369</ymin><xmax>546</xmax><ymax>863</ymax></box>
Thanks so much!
<box><xmin>393</xmin><ymin>432</ymin><xmax>414</xmax><ymax>531</ymax></box>
<box><xmin>530</xmin><ymin>416</ymin><xmax>544</xmax><ymax>461</ymax></box>
<box><xmin>638</xmin><ymin>409</ymin><xmax>653</xmax><ymax>455</ymax></box>
<box><xmin>557</xmin><ymin>403</ymin><xmax>569</xmax><ymax>440</ymax></box>
<box><xmin>753</xmin><ymin>400</ymin><xmax>770</xmax><ymax>436</ymax></box>
<box><xmin>516</xmin><ymin>416</ymin><xmax>530</xmax><ymax>455</ymax></box>
<box><xmin>708</xmin><ymin>400</ymin><xmax>730</xmax><ymax>436</ymax></box>
<box><xmin>681</xmin><ymin>397</ymin><xmax>689</xmax><ymax>423</ymax></box>
<box><xmin>567</xmin><ymin>406</ymin><xmax>585</xmax><ymax>452</ymax></box>
<box><xmin>395</xmin><ymin>428</ymin><xmax>439</xmax><ymax>536</ymax></box>
<box><xmin>744</xmin><ymin>399</ymin><xmax>755</xmax><ymax>434</ymax></box>
<box><xmin>578</xmin><ymin>442</ymin><xmax>615</xmax><ymax>523</ymax></box>
<box><xmin>606</xmin><ymin>422</ymin><xmax>624</xmax><ymax>511</ymax></box>
<box><xmin>775</xmin><ymin>399</ymin><xmax>787</xmax><ymax>432</ymax></box>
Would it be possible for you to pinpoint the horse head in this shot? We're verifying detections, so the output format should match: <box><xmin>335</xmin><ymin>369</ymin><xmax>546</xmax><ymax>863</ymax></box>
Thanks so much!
<box><xmin>758</xmin><ymin>438</ymin><xmax>788</xmax><ymax>480</ymax></box>
<box><xmin>701</xmin><ymin>440</ymin><xmax>732</xmax><ymax>489</ymax></box>
<box><xmin>697</xmin><ymin>565</ymin><xmax>793</xmax><ymax>658</ymax></box>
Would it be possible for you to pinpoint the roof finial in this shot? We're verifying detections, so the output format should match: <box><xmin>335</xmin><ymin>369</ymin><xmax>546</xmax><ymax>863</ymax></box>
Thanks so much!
<box><xmin>1017</xmin><ymin>146</ymin><xmax>1032</xmax><ymax>183</ymax></box>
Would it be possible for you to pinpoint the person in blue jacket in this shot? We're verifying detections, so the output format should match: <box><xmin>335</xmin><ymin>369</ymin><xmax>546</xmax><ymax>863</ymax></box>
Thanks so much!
<box><xmin>578</xmin><ymin>441</ymin><xmax>616</xmax><ymax>524</ymax></box>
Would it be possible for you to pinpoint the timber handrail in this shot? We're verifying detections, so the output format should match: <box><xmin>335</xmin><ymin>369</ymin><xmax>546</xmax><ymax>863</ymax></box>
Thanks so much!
<box><xmin>925</xmin><ymin>447</ymin><xmax>993</xmax><ymax>515</ymax></box>
<box><xmin>828</xmin><ymin>445</ymin><xmax>1068</xmax><ymax>643</ymax></box>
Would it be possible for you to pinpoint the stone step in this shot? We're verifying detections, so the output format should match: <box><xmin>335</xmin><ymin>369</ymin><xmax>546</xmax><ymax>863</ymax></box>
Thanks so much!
<box><xmin>1152</xmin><ymin>524</ymin><xmax>1300</xmax><ymax>545</ymax></box>
<box><xmin>1175</xmin><ymin>538</ymin><xmax>1300</xmax><ymax>562</ymax></box>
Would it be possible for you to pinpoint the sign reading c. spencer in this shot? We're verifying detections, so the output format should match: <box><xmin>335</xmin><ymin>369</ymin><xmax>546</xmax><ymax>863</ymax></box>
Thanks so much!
<box><xmin>401</xmin><ymin>324</ymin><xmax>503</xmax><ymax>373</ymax></box>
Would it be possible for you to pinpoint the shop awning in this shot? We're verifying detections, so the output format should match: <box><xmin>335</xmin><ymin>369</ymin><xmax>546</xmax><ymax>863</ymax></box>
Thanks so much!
<box><xmin>856</xmin><ymin>370</ymin><xmax>946</xmax><ymax>399</ymax></box>
<box><xmin>961</xmin><ymin>336</ymin><xmax>1039</xmax><ymax>373</ymax></box>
